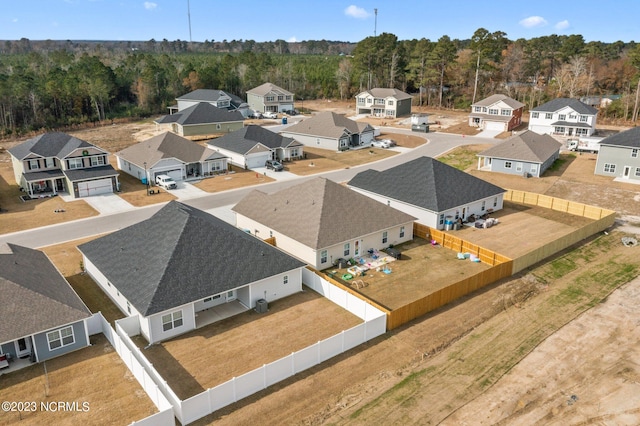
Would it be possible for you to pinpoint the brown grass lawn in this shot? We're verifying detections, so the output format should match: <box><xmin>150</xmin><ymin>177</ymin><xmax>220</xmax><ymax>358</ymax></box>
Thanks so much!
<box><xmin>0</xmin><ymin>334</ymin><xmax>157</xmax><ymax>425</ymax></box>
<box><xmin>378</xmin><ymin>131</ymin><xmax>427</xmax><ymax>148</ymax></box>
<box><xmin>285</xmin><ymin>146</ymin><xmax>398</xmax><ymax>176</ymax></box>
<box><xmin>193</xmin><ymin>166</ymin><xmax>275</xmax><ymax>192</ymax></box>
<box><xmin>133</xmin><ymin>287</ymin><xmax>362</xmax><ymax>400</ymax></box>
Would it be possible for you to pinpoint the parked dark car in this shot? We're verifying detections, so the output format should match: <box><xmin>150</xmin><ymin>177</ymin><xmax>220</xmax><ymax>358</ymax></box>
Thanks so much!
<box><xmin>265</xmin><ymin>159</ymin><xmax>284</xmax><ymax>171</ymax></box>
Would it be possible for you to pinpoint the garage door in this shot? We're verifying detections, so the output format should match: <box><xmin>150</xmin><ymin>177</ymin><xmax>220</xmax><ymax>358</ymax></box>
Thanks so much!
<box><xmin>156</xmin><ymin>169</ymin><xmax>183</xmax><ymax>181</ymax></box>
<box><xmin>77</xmin><ymin>178</ymin><xmax>113</xmax><ymax>197</ymax></box>
<box><xmin>485</xmin><ymin>121</ymin><xmax>505</xmax><ymax>131</ymax></box>
<box><xmin>246</xmin><ymin>153</ymin><xmax>270</xmax><ymax>169</ymax></box>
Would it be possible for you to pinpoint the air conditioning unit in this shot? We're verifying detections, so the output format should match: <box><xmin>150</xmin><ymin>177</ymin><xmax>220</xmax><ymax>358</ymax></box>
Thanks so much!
<box><xmin>255</xmin><ymin>298</ymin><xmax>268</xmax><ymax>314</ymax></box>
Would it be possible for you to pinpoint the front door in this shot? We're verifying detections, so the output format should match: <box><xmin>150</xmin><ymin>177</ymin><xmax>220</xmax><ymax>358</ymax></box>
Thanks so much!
<box><xmin>568</xmin><ymin>128</ymin><xmax>574</xmax><ymax>136</ymax></box>
<box><xmin>15</xmin><ymin>337</ymin><xmax>31</xmax><ymax>358</ymax></box>
<box><xmin>624</xmin><ymin>166</ymin><xmax>631</xmax><ymax>178</ymax></box>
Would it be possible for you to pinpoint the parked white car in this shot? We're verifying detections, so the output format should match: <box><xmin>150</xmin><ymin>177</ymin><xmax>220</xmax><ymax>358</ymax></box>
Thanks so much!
<box><xmin>262</xmin><ymin>111</ymin><xmax>278</xmax><ymax>119</ymax></box>
<box><xmin>155</xmin><ymin>174</ymin><xmax>177</xmax><ymax>189</ymax></box>
<box><xmin>371</xmin><ymin>139</ymin><xmax>391</xmax><ymax>149</ymax></box>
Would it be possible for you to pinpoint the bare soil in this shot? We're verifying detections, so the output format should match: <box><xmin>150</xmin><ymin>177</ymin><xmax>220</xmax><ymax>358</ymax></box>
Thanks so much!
<box><xmin>0</xmin><ymin>334</ymin><xmax>157</xmax><ymax>425</ymax></box>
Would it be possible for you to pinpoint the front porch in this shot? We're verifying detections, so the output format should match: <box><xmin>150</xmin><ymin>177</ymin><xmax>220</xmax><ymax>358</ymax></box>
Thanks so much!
<box><xmin>22</xmin><ymin>170</ymin><xmax>66</xmax><ymax>198</ymax></box>
<box><xmin>194</xmin><ymin>300</ymin><xmax>249</xmax><ymax>329</ymax></box>
<box><xmin>0</xmin><ymin>353</ymin><xmax>35</xmax><ymax>376</ymax></box>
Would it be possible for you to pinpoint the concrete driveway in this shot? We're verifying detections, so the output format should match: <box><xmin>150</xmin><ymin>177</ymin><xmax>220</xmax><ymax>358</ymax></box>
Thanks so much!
<box><xmin>251</xmin><ymin>167</ymin><xmax>301</xmax><ymax>181</ymax></box>
<box><xmin>82</xmin><ymin>193</ymin><xmax>136</xmax><ymax>215</ymax></box>
<box><xmin>475</xmin><ymin>129</ymin><xmax>502</xmax><ymax>138</ymax></box>
<box><xmin>170</xmin><ymin>181</ymin><xmax>209</xmax><ymax>200</ymax></box>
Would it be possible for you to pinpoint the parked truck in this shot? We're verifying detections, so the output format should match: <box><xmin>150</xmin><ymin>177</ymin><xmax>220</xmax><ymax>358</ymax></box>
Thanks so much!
<box><xmin>567</xmin><ymin>137</ymin><xmax>602</xmax><ymax>153</ymax></box>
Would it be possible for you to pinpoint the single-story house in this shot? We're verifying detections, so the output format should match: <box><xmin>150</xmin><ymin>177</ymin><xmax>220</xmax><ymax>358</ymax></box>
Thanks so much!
<box><xmin>207</xmin><ymin>125</ymin><xmax>303</xmax><ymax>169</ymax></box>
<box><xmin>169</xmin><ymin>88</ymin><xmax>251</xmax><ymax>118</ymax></box>
<box><xmin>528</xmin><ymin>98</ymin><xmax>598</xmax><ymax>138</ymax></box>
<box><xmin>233</xmin><ymin>177</ymin><xmax>416</xmax><ymax>269</ymax></box>
<box><xmin>154</xmin><ymin>102</ymin><xmax>245</xmax><ymax>137</ymax></box>
<box><xmin>477</xmin><ymin>130</ymin><xmax>562</xmax><ymax>178</ymax></box>
<box><xmin>355</xmin><ymin>88</ymin><xmax>412</xmax><ymax>118</ymax></box>
<box><xmin>595</xmin><ymin>127</ymin><xmax>640</xmax><ymax>181</ymax></box>
<box><xmin>246</xmin><ymin>83</ymin><xmax>295</xmax><ymax>114</ymax></box>
<box><xmin>8</xmin><ymin>132</ymin><xmax>119</xmax><ymax>199</ymax></box>
<box><xmin>78</xmin><ymin>201</ymin><xmax>306</xmax><ymax>344</ymax></box>
<box><xmin>0</xmin><ymin>243</ymin><xmax>92</xmax><ymax>366</ymax></box>
<box><xmin>116</xmin><ymin>131</ymin><xmax>228</xmax><ymax>183</ymax></box>
<box><xmin>469</xmin><ymin>94</ymin><xmax>525</xmax><ymax>132</ymax></box>
<box><xmin>279</xmin><ymin>111</ymin><xmax>375</xmax><ymax>151</ymax></box>
<box><xmin>348</xmin><ymin>156</ymin><xmax>506</xmax><ymax>229</ymax></box>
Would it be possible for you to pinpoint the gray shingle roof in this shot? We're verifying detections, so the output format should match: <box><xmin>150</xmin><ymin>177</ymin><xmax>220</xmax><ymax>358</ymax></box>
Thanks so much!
<box><xmin>8</xmin><ymin>132</ymin><xmax>97</xmax><ymax>161</ymax></box>
<box><xmin>247</xmin><ymin>82</ymin><xmax>293</xmax><ymax>97</ymax></box>
<box><xmin>282</xmin><ymin>111</ymin><xmax>373</xmax><ymax>139</ymax></box>
<box><xmin>0</xmin><ymin>243</ymin><xmax>91</xmax><ymax>343</ymax></box>
<box><xmin>347</xmin><ymin>157</ymin><xmax>505</xmax><ymax>212</ymax></box>
<box><xmin>208</xmin><ymin>125</ymin><xmax>301</xmax><ymax>155</ymax></box>
<box><xmin>549</xmin><ymin>121</ymin><xmax>593</xmax><ymax>128</ymax></box>
<box><xmin>155</xmin><ymin>102</ymin><xmax>244</xmax><ymax>125</ymax></box>
<box><xmin>360</xmin><ymin>88</ymin><xmax>412</xmax><ymax>100</ymax></box>
<box><xmin>176</xmin><ymin>89</ymin><xmax>245</xmax><ymax>110</ymax></box>
<box><xmin>64</xmin><ymin>165</ymin><xmax>118</xmax><ymax>182</ymax></box>
<box><xmin>599</xmin><ymin>127</ymin><xmax>640</xmax><ymax>148</ymax></box>
<box><xmin>472</xmin><ymin>94</ymin><xmax>525</xmax><ymax>109</ymax></box>
<box><xmin>78</xmin><ymin>201</ymin><xmax>304</xmax><ymax>316</ymax></box>
<box><xmin>232</xmin><ymin>177</ymin><xmax>416</xmax><ymax>249</ymax></box>
<box><xmin>531</xmin><ymin>98</ymin><xmax>598</xmax><ymax>115</ymax></box>
<box><xmin>116</xmin><ymin>132</ymin><xmax>226</xmax><ymax>167</ymax></box>
<box><xmin>478</xmin><ymin>130</ymin><xmax>562</xmax><ymax>163</ymax></box>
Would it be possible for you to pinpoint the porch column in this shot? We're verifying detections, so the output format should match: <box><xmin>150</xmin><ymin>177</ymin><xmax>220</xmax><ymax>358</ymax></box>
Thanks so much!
<box><xmin>50</xmin><ymin>178</ymin><xmax>57</xmax><ymax>195</ymax></box>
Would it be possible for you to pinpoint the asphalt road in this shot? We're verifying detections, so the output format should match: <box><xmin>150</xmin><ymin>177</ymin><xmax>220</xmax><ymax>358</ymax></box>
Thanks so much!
<box><xmin>0</xmin><ymin>131</ymin><xmax>496</xmax><ymax>249</ymax></box>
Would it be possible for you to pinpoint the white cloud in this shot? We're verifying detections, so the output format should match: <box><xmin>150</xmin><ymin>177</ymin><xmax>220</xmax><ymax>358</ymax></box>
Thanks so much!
<box><xmin>344</xmin><ymin>5</ymin><xmax>369</xmax><ymax>19</ymax></box>
<box><xmin>287</xmin><ymin>36</ymin><xmax>298</xmax><ymax>43</ymax></box>
<box><xmin>12</xmin><ymin>18</ymin><xmax>18</xmax><ymax>23</ymax></box>
<box><xmin>519</xmin><ymin>16</ymin><xmax>548</xmax><ymax>28</ymax></box>
<box><xmin>143</xmin><ymin>2</ymin><xmax>157</xmax><ymax>10</ymax></box>
<box><xmin>555</xmin><ymin>20</ymin><xmax>570</xmax><ymax>30</ymax></box>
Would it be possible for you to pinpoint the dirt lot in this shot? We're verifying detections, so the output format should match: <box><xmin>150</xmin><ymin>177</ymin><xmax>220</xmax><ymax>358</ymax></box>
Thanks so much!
<box><xmin>0</xmin><ymin>334</ymin><xmax>157</xmax><ymax>425</ymax></box>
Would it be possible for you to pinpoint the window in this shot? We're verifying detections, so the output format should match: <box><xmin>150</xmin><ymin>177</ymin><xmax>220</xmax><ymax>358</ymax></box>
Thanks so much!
<box><xmin>488</xmin><ymin>108</ymin><xmax>499</xmax><ymax>115</ymax></box>
<box><xmin>505</xmin><ymin>161</ymin><xmax>512</xmax><ymax>169</ymax></box>
<box><xmin>493</xmin><ymin>197</ymin><xmax>497</xmax><ymax>207</ymax></box>
<box><xmin>382</xmin><ymin>231</ymin><xmax>388</xmax><ymax>244</ymax></box>
<box><xmin>580</xmin><ymin>115</ymin><xmax>588</xmax><ymax>122</ymax></box>
<box><xmin>635</xmin><ymin>168</ymin><xmax>640</xmax><ymax>177</ymax></box>
<box><xmin>439</xmin><ymin>214</ymin><xmax>445</xmax><ymax>225</ymax></box>
<box><xmin>203</xmin><ymin>297</ymin><xmax>212</xmax><ymax>303</ymax></box>
<box><xmin>558</xmin><ymin>114</ymin><xmax>566</xmax><ymax>120</ymax></box>
<box><xmin>47</xmin><ymin>326</ymin><xmax>74</xmax><ymax>350</ymax></box>
<box><xmin>286</xmin><ymin>95</ymin><xmax>292</xmax><ymax>100</ymax></box>
<box><xmin>554</xmin><ymin>127</ymin><xmax>565</xmax><ymax>134</ymax></box>
<box><xmin>576</xmin><ymin>128</ymin><xmax>588</xmax><ymax>136</ymax></box>
<box><xmin>161</xmin><ymin>311</ymin><xmax>183</xmax><ymax>332</ymax></box>
<box><xmin>266</xmin><ymin>96</ymin><xmax>274</xmax><ymax>102</ymax></box>
<box><xmin>367</xmin><ymin>98</ymin><xmax>372</xmax><ymax>104</ymax></box>
<box><xmin>344</xmin><ymin>243</ymin><xmax>350</xmax><ymax>256</ymax></box>
<box><xmin>388</xmin><ymin>100</ymin><xmax>394</xmax><ymax>105</ymax></box>
<box><xmin>604</xmin><ymin>163</ymin><xmax>616</xmax><ymax>173</ymax></box>
<box><xmin>481</xmin><ymin>201</ymin><xmax>486</xmax><ymax>211</ymax></box>
<box><xmin>531</xmin><ymin>165</ymin><xmax>538</xmax><ymax>174</ymax></box>
<box><xmin>474</xmin><ymin>106</ymin><xmax>482</xmax><ymax>112</ymax></box>
<box><xmin>482</xmin><ymin>107</ymin><xmax>487</xmax><ymax>113</ymax></box>
<box><xmin>91</xmin><ymin>156</ymin><xmax>105</xmax><ymax>166</ymax></box>
<box><xmin>531</xmin><ymin>112</ymin><xmax>539</xmax><ymax>119</ymax></box>
<box><xmin>277</xmin><ymin>95</ymin><xmax>283</xmax><ymax>101</ymax></box>
<box><xmin>283</xmin><ymin>275</ymin><xmax>289</xmax><ymax>284</ymax></box>
<box><xmin>545</xmin><ymin>113</ymin><xmax>553</xmax><ymax>119</ymax></box>
<box><xmin>45</xmin><ymin>158</ymin><xmax>56</xmax><ymax>168</ymax></box>
<box><xmin>400</xmin><ymin>226</ymin><xmax>405</xmax><ymax>238</ymax></box>
<box><xmin>68</xmin><ymin>158</ymin><xmax>83</xmax><ymax>169</ymax></box>
<box><xmin>339</xmin><ymin>139</ymin><xmax>348</xmax><ymax>148</ymax></box>
<box><xmin>501</xmin><ymin>109</ymin><xmax>511</xmax><ymax>116</ymax></box>
<box><xmin>320</xmin><ymin>250</ymin><xmax>328</xmax><ymax>264</ymax></box>
<box><xmin>269</xmin><ymin>230</ymin><xmax>273</xmax><ymax>237</ymax></box>
<box><xmin>290</xmin><ymin>148</ymin><xmax>299</xmax><ymax>158</ymax></box>
<box><xmin>632</xmin><ymin>149</ymin><xmax>638</xmax><ymax>158</ymax></box>
<box><xmin>28</xmin><ymin>159</ymin><xmax>40</xmax><ymax>170</ymax></box>
<box><xmin>569</xmin><ymin>114</ymin><xmax>576</xmax><ymax>119</ymax></box>
<box><xmin>516</xmin><ymin>162</ymin><xmax>523</xmax><ymax>172</ymax></box>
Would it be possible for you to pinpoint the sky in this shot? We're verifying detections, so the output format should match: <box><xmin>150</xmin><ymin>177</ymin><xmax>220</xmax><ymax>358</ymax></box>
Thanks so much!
<box><xmin>1</xmin><ymin>0</ymin><xmax>638</xmax><ymax>44</ymax></box>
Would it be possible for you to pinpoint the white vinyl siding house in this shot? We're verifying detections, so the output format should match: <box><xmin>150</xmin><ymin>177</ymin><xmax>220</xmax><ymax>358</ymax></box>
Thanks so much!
<box><xmin>355</xmin><ymin>88</ymin><xmax>412</xmax><ymax>118</ymax></box>
<box><xmin>528</xmin><ymin>98</ymin><xmax>598</xmax><ymax>138</ymax></box>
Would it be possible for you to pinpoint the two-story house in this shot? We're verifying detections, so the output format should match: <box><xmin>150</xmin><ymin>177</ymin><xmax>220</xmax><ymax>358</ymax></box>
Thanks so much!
<box><xmin>595</xmin><ymin>127</ymin><xmax>640</xmax><ymax>182</ymax></box>
<box><xmin>169</xmin><ymin>89</ymin><xmax>251</xmax><ymax>118</ymax></box>
<box><xmin>355</xmin><ymin>88</ymin><xmax>412</xmax><ymax>118</ymax></box>
<box><xmin>468</xmin><ymin>94</ymin><xmax>525</xmax><ymax>132</ymax></box>
<box><xmin>528</xmin><ymin>98</ymin><xmax>598</xmax><ymax>138</ymax></box>
<box><xmin>8</xmin><ymin>132</ymin><xmax>119</xmax><ymax>199</ymax></box>
<box><xmin>246</xmin><ymin>83</ymin><xmax>294</xmax><ymax>114</ymax></box>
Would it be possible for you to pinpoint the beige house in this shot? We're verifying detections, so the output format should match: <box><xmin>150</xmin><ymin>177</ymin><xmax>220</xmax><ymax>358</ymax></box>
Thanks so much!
<box><xmin>246</xmin><ymin>83</ymin><xmax>295</xmax><ymax>114</ymax></box>
<box><xmin>355</xmin><ymin>88</ymin><xmax>412</xmax><ymax>118</ymax></box>
<box><xmin>155</xmin><ymin>102</ymin><xmax>244</xmax><ymax>137</ymax></box>
<box><xmin>279</xmin><ymin>111</ymin><xmax>375</xmax><ymax>151</ymax></box>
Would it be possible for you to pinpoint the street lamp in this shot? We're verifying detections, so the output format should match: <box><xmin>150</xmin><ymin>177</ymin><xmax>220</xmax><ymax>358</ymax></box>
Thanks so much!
<box><xmin>144</xmin><ymin>161</ymin><xmax>149</xmax><ymax>195</ymax></box>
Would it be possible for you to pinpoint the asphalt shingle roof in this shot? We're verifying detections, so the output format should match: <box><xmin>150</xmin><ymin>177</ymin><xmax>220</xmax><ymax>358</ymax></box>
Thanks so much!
<box><xmin>282</xmin><ymin>111</ymin><xmax>373</xmax><ymax>139</ymax></box>
<box><xmin>360</xmin><ymin>88</ymin><xmax>412</xmax><ymax>100</ymax></box>
<box><xmin>155</xmin><ymin>102</ymin><xmax>244</xmax><ymax>125</ymax></box>
<box><xmin>472</xmin><ymin>94</ymin><xmax>525</xmax><ymax>109</ymax></box>
<box><xmin>247</xmin><ymin>82</ymin><xmax>293</xmax><ymax>97</ymax></box>
<box><xmin>8</xmin><ymin>132</ymin><xmax>96</xmax><ymax>161</ymax></box>
<box><xmin>347</xmin><ymin>157</ymin><xmax>505</xmax><ymax>212</ymax></box>
<box><xmin>599</xmin><ymin>127</ymin><xmax>640</xmax><ymax>148</ymax></box>
<box><xmin>63</xmin><ymin>165</ymin><xmax>119</xmax><ymax>182</ymax></box>
<box><xmin>232</xmin><ymin>177</ymin><xmax>416</xmax><ymax>249</ymax></box>
<box><xmin>208</xmin><ymin>125</ymin><xmax>301</xmax><ymax>155</ymax></box>
<box><xmin>116</xmin><ymin>132</ymin><xmax>226</xmax><ymax>167</ymax></box>
<box><xmin>0</xmin><ymin>243</ymin><xmax>91</xmax><ymax>343</ymax></box>
<box><xmin>78</xmin><ymin>201</ymin><xmax>304</xmax><ymax>316</ymax></box>
<box><xmin>531</xmin><ymin>98</ymin><xmax>598</xmax><ymax>115</ymax></box>
<box><xmin>478</xmin><ymin>130</ymin><xmax>562</xmax><ymax>163</ymax></box>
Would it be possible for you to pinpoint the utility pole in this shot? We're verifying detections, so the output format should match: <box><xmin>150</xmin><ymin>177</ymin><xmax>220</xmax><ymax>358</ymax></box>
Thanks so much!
<box><xmin>187</xmin><ymin>0</ymin><xmax>192</xmax><ymax>43</ymax></box>
<box><xmin>374</xmin><ymin>8</ymin><xmax>378</xmax><ymax>37</ymax></box>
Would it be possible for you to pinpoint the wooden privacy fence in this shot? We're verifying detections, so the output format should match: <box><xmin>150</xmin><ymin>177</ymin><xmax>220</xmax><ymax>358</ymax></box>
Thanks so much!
<box><xmin>505</xmin><ymin>190</ymin><xmax>615</xmax><ymax>220</ymax></box>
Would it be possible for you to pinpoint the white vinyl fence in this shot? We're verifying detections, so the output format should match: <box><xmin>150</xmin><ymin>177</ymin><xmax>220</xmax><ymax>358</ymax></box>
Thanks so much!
<box><xmin>87</xmin><ymin>313</ymin><xmax>175</xmax><ymax>426</ymax></box>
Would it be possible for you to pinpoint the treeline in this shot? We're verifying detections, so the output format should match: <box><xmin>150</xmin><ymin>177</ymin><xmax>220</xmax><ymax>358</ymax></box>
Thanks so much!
<box><xmin>1</xmin><ymin>30</ymin><xmax>639</xmax><ymax>137</ymax></box>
